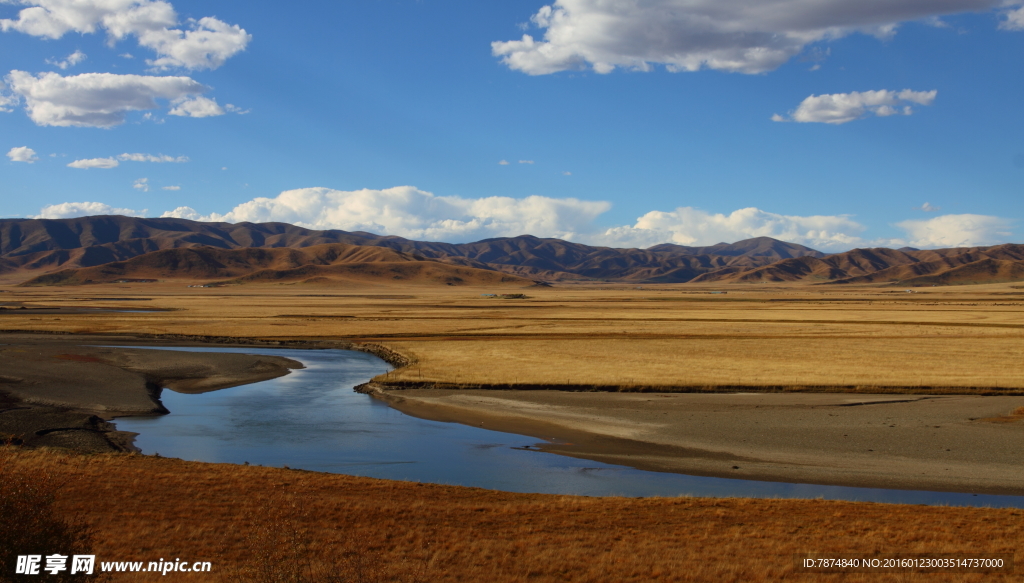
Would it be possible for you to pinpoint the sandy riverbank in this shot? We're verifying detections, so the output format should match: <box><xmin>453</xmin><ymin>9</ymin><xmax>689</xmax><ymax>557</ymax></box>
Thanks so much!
<box><xmin>362</xmin><ymin>386</ymin><xmax>1024</xmax><ymax>496</ymax></box>
<box><xmin>0</xmin><ymin>333</ymin><xmax>303</xmax><ymax>452</ymax></box>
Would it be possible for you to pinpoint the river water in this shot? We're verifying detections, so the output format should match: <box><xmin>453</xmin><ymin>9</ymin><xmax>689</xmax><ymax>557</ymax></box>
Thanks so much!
<box><xmin>112</xmin><ymin>346</ymin><xmax>1024</xmax><ymax>507</ymax></box>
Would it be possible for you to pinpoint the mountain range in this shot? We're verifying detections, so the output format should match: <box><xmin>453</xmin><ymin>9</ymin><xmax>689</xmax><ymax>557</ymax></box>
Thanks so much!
<box><xmin>1</xmin><ymin>216</ymin><xmax>1022</xmax><ymax>286</ymax></box>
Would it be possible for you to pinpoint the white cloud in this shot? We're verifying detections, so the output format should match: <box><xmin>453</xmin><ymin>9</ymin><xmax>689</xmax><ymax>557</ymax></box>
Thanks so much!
<box><xmin>5</xmin><ymin>70</ymin><xmax>207</xmax><ymax>127</ymax></box>
<box><xmin>1</xmin><ymin>0</ymin><xmax>250</xmax><ymax>71</ymax></box>
<box><xmin>159</xmin><ymin>186</ymin><xmax>613</xmax><ymax>243</ymax></box>
<box><xmin>895</xmin><ymin>214</ymin><xmax>1014</xmax><ymax>248</ymax></box>
<box><xmin>0</xmin><ymin>80</ymin><xmax>18</xmax><ymax>111</ymax></box>
<box><xmin>64</xmin><ymin>152</ymin><xmax>186</xmax><ymax>168</ymax></box>
<box><xmin>140</xmin><ymin>16</ymin><xmax>251</xmax><ymax>71</ymax></box>
<box><xmin>774</xmin><ymin>89</ymin><xmax>937</xmax><ymax>124</ymax></box>
<box><xmin>518</xmin><ymin>160</ymin><xmax>534</xmax><ymax>164</ymax></box>
<box><xmin>7</xmin><ymin>146</ymin><xmax>38</xmax><ymax>162</ymax></box>
<box><xmin>592</xmin><ymin>207</ymin><xmax>866</xmax><ymax>250</ymax></box>
<box><xmin>1000</xmin><ymin>6</ymin><xmax>1024</xmax><ymax>29</ymax></box>
<box><xmin>67</xmin><ymin>157</ymin><xmax>118</xmax><ymax>169</ymax></box>
<box><xmin>34</xmin><ymin>201</ymin><xmax>146</xmax><ymax>218</ymax></box>
<box><xmin>133</xmin><ymin>177</ymin><xmax>149</xmax><ymax>191</ymax></box>
<box><xmin>498</xmin><ymin>160</ymin><xmax>510</xmax><ymax>165</ymax></box>
<box><xmin>493</xmin><ymin>0</ymin><xmax>1020</xmax><ymax>76</ymax></box>
<box><xmin>161</xmin><ymin>185</ymin><xmax>180</xmax><ymax>190</ymax></box>
<box><xmin>167</xmin><ymin>95</ymin><xmax>223</xmax><ymax>117</ymax></box>
<box><xmin>0</xmin><ymin>94</ymin><xmax>17</xmax><ymax>111</ymax></box>
<box><xmin>46</xmin><ymin>49</ymin><xmax>86</xmax><ymax>70</ymax></box>
<box><xmin>917</xmin><ymin>202</ymin><xmax>941</xmax><ymax>212</ymax></box>
<box><xmin>117</xmin><ymin>152</ymin><xmax>187</xmax><ymax>162</ymax></box>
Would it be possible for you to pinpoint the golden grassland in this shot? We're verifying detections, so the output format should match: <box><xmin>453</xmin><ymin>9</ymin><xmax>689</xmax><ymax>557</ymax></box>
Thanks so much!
<box><xmin>4</xmin><ymin>448</ymin><xmax>1023</xmax><ymax>583</ymax></box>
<box><xmin>2</xmin><ymin>281</ymin><xmax>1023</xmax><ymax>391</ymax></box>
<box><xmin>2</xmin><ymin>282</ymin><xmax>1024</xmax><ymax>580</ymax></box>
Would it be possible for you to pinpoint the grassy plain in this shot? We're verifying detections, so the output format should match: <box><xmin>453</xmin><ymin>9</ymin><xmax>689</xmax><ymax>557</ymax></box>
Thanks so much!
<box><xmin>4</xmin><ymin>448</ymin><xmax>1022</xmax><ymax>583</ymax></box>
<box><xmin>2</xmin><ymin>281</ymin><xmax>1023</xmax><ymax>580</ymax></box>
<box><xmin>2</xmin><ymin>281</ymin><xmax>1023</xmax><ymax>391</ymax></box>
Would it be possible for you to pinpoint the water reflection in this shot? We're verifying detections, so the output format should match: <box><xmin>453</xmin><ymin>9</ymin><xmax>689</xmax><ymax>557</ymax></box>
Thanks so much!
<box><xmin>113</xmin><ymin>346</ymin><xmax>1024</xmax><ymax>508</ymax></box>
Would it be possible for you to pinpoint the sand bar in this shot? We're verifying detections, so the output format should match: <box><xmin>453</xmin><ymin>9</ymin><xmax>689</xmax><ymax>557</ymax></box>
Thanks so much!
<box><xmin>364</xmin><ymin>386</ymin><xmax>1024</xmax><ymax>495</ymax></box>
<box><xmin>0</xmin><ymin>333</ymin><xmax>302</xmax><ymax>452</ymax></box>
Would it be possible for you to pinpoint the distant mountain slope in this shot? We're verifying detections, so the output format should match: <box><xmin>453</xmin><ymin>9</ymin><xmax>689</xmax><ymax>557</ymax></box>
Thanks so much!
<box><xmin>3</xmin><ymin>216</ymin><xmax>1022</xmax><ymax>285</ymax></box>
<box><xmin>648</xmin><ymin>237</ymin><xmax>825</xmax><ymax>260</ymax></box>
<box><xmin>694</xmin><ymin>244</ymin><xmax>1024</xmax><ymax>285</ymax></box>
<box><xmin>0</xmin><ymin>216</ymin><xmax>802</xmax><ymax>283</ymax></box>
<box><xmin>20</xmin><ymin>244</ymin><xmax>531</xmax><ymax>287</ymax></box>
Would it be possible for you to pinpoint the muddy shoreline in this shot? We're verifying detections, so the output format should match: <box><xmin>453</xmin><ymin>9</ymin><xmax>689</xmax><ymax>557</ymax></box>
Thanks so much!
<box><xmin>0</xmin><ymin>332</ymin><xmax>325</xmax><ymax>453</ymax></box>
<box><xmin>357</xmin><ymin>383</ymin><xmax>1024</xmax><ymax>497</ymax></box>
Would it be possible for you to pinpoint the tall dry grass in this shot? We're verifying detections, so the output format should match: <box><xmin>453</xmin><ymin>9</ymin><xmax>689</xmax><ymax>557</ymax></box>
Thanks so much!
<box><xmin>0</xmin><ymin>448</ymin><xmax>104</xmax><ymax>582</ymax></box>
<box><xmin>3</xmin><ymin>448</ymin><xmax>1021</xmax><ymax>583</ymax></box>
<box><xmin>231</xmin><ymin>497</ymin><xmax>411</xmax><ymax>583</ymax></box>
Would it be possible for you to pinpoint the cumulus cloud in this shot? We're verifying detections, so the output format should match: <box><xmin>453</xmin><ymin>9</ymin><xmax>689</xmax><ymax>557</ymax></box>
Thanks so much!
<box><xmin>0</xmin><ymin>0</ymin><xmax>250</xmax><ymax>71</ymax></box>
<box><xmin>592</xmin><ymin>207</ymin><xmax>867</xmax><ymax>250</ymax></box>
<box><xmin>773</xmin><ymin>89</ymin><xmax>937</xmax><ymax>124</ymax></box>
<box><xmin>493</xmin><ymin>0</ymin><xmax>1021</xmax><ymax>75</ymax></box>
<box><xmin>140</xmin><ymin>16</ymin><xmax>251</xmax><ymax>71</ymax></box>
<box><xmin>160</xmin><ymin>186</ymin><xmax>613</xmax><ymax>243</ymax></box>
<box><xmin>895</xmin><ymin>214</ymin><xmax>1015</xmax><ymax>248</ymax></box>
<box><xmin>133</xmin><ymin>177</ymin><xmax>149</xmax><ymax>191</ymax></box>
<box><xmin>917</xmin><ymin>202</ymin><xmax>941</xmax><ymax>212</ymax></box>
<box><xmin>34</xmin><ymin>201</ymin><xmax>146</xmax><ymax>218</ymax></box>
<box><xmin>498</xmin><ymin>160</ymin><xmax>510</xmax><ymax>165</ymax></box>
<box><xmin>7</xmin><ymin>146</ymin><xmax>38</xmax><ymax>162</ymax></box>
<box><xmin>167</xmin><ymin>95</ymin><xmax>223</xmax><ymax>117</ymax></box>
<box><xmin>5</xmin><ymin>70</ymin><xmax>207</xmax><ymax>127</ymax></box>
<box><xmin>67</xmin><ymin>157</ymin><xmax>118</xmax><ymax>169</ymax></box>
<box><xmin>46</xmin><ymin>49</ymin><xmax>86</xmax><ymax>69</ymax></box>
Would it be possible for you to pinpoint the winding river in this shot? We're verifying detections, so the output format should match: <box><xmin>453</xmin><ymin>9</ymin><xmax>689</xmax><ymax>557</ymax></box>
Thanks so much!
<box><xmin>113</xmin><ymin>346</ymin><xmax>1024</xmax><ymax>508</ymax></box>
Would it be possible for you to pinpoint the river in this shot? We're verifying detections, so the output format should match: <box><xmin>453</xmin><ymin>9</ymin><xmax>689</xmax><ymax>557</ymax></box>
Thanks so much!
<box><xmin>112</xmin><ymin>346</ymin><xmax>1024</xmax><ymax>507</ymax></box>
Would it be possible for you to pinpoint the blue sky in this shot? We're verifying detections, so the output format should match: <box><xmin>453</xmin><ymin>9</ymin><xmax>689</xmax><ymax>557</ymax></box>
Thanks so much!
<box><xmin>2</xmin><ymin>0</ymin><xmax>1023</xmax><ymax>250</ymax></box>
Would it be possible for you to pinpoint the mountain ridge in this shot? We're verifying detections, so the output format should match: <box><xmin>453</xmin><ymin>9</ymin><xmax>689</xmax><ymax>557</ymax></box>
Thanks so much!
<box><xmin>19</xmin><ymin>243</ymin><xmax>532</xmax><ymax>287</ymax></box>
<box><xmin>2</xmin><ymin>216</ymin><xmax>1022</xmax><ymax>286</ymax></box>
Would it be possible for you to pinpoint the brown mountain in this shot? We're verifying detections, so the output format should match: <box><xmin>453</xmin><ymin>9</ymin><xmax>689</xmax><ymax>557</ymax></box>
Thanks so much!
<box><xmin>648</xmin><ymin>237</ymin><xmax>825</xmax><ymax>260</ymax></box>
<box><xmin>0</xmin><ymin>216</ymin><xmax>812</xmax><ymax>283</ymax></box>
<box><xmin>20</xmin><ymin>244</ymin><xmax>532</xmax><ymax>287</ymax></box>
<box><xmin>3</xmin><ymin>216</ymin><xmax>1022</xmax><ymax>286</ymax></box>
<box><xmin>694</xmin><ymin>244</ymin><xmax>1024</xmax><ymax>285</ymax></box>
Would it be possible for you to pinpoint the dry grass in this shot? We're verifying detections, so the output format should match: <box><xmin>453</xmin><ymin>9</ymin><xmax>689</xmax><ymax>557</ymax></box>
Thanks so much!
<box><xmin>3</xmin><ymin>448</ymin><xmax>1021</xmax><ymax>583</ymax></box>
<box><xmin>2</xmin><ymin>282</ymin><xmax>1022</xmax><ymax>392</ymax></box>
<box><xmin>2</xmin><ymin>284</ymin><xmax>1022</xmax><ymax>580</ymax></box>
<box><xmin>0</xmin><ymin>448</ymin><xmax>103</xmax><ymax>582</ymax></box>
